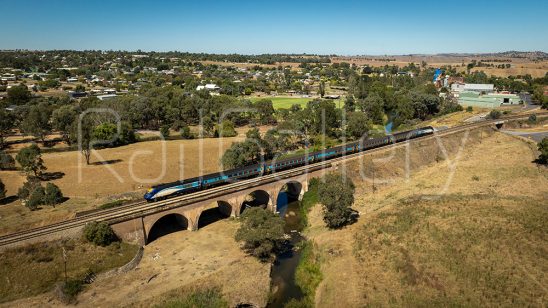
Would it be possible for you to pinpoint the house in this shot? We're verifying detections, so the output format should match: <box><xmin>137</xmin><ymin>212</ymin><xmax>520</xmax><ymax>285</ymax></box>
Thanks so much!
<box><xmin>1</xmin><ymin>73</ymin><xmax>16</xmax><ymax>81</ymax></box>
<box><xmin>196</xmin><ymin>84</ymin><xmax>220</xmax><ymax>91</ymax></box>
<box><xmin>97</xmin><ymin>94</ymin><xmax>117</xmax><ymax>101</ymax></box>
<box><xmin>67</xmin><ymin>77</ymin><xmax>78</xmax><ymax>83</ymax></box>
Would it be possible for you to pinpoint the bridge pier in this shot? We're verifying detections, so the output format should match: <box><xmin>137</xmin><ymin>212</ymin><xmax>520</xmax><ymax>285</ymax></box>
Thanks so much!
<box><xmin>298</xmin><ymin>180</ymin><xmax>308</xmax><ymax>201</ymax></box>
<box><xmin>185</xmin><ymin>208</ymin><xmax>203</xmax><ymax>231</ymax></box>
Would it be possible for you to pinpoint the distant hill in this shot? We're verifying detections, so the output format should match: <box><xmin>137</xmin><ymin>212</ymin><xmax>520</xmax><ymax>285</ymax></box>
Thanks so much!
<box><xmin>436</xmin><ymin>51</ymin><xmax>548</xmax><ymax>59</ymax></box>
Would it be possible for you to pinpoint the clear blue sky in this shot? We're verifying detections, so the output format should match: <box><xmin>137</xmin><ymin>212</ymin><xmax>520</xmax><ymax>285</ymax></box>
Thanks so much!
<box><xmin>1</xmin><ymin>0</ymin><xmax>547</xmax><ymax>55</ymax></box>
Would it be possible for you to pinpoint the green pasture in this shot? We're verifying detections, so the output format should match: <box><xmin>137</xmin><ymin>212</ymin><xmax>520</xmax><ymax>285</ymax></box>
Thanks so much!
<box><xmin>249</xmin><ymin>96</ymin><xmax>344</xmax><ymax>109</ymax></box>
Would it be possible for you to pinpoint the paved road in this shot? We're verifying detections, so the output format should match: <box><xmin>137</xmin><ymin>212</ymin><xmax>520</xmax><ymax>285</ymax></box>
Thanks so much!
<box><xmin>501</xmin><ymin>130</ymin><xmax>548</xmax><ymax>142</ymax></box>
<box><xmin>519</xmin><ymin>93</ymin><xmax>541</xmax><ymax>111</ymax></box>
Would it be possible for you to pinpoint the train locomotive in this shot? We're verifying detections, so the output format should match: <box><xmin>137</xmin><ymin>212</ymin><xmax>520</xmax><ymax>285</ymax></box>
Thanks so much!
<box><xmin>144</xmin><ymin>126</ymin><xmax>435</xmax><ymax>202</ymax></box>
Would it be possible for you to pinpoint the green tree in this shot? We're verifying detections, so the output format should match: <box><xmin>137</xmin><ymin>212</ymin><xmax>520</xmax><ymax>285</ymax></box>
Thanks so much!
<box><xmin>537</xmin><ymin>137</ymin><xmax>548</xmax><ymax>165</ymax></box>
<box><xmin>358</xmin><ymin>94</ymin><xmax>384</xmax><ymax>125</ymax></box>
<box><xmin>319</xmin><ymin>80</ymin><xmax>326</xmax><ymax>98</ymax></box>
<box><xmin>302</xmin><ymin>99</ymin><xmax>340</xmax><ymax>137</ymax></box>
<box><xmin>44</xmin><ymin>182</ymin><xmax>64</xmax><ymax>207</ymax></box>
<box><xmin>317</xmin><ymin>173</ymin><xmax>356</xmax><ymax>229</ymax></box>
<box><xmin>245</xmin><ymin>128</ymin><xmax>261</xmax><ymax>140</ymax></box>
<box><xmin>235</xmin><ymin>207</ymin><xmax>285</xmax><ymax>261</ymax></box>
<box><xmin>346</xmin><ymin>112</ymin><xmax>370</xmax><ymax>139</ymax></box>
<box><xmin>16</xmin><ymin>144</ymin><xmax>46</xmax><ymax>177</ymax></box>
<box><xmin>52</xmin><ymin>105</ymin><xmax>78</xmax><ymax>145</ymax></box>
<box><xmin>0</xmin><ymin>178</ymin><xmax>6</xmax><ymax>200</ymax></box>
<box><xmin>254</xmin><ymin>99</ymin><xmax>276</xmax><ymax>124</ymax></box>
<box><xmin>7</xmin><ymin>84</ymin><xmax>31</xmax><ymax>105</ymax></box>
<box><xmin>160</xmin><ymin>125</ymin><xmax>170</xmax><ymax>138</ymax></box>
<box><xmin>92</xmin><ymin>123</ymin><xmax>117</xmax><ymax>143</ymax></box>
<box><xmin>21</xmin><ymin>102</ymin><xmax>52</xmax><ymax>142</ymax></box>
<box><xmin>216</xmin><ymin>120</ymin><xmax>237</xmax><ymax>137</ymax></box>
<box><xmin>0</xmin><ymin>151</ymin><xmax>15</xmax><ymax>170</ymax></box>
<box><xmin>344</xmin><ymin>96</ymin><xmax>356</xmax><ymax>112</ymax></box>
<box><xmin>17</xmin><ymin>177</ymin><xmax>44</xmax><ymax>210</ymax></box>
<box><xmin>532</xmin><ymin>84</ymin><xmax>547</xmax><ymax>106</ymax></box>
<box><xmin>180</xmin><ymin>125</ymin><xmax>193</xmax><ymax>139</ymax></box>
<box><xmin>70</xmin><ymin>115</ymin><xmax>94</xmax><ymax>165</ymax></box>
<box><xmin>0</xmin><ymin>108</ymin><xmax>15</xmax><ymax>149</ymax></box>
<box><xmin>83</xmin><ymin>221</ymin><xmax>117</xmax><ymax>246</ymax></box>
<box><xmin>201</xmin><ymin>116</ymin><xmax>215</xmax><ymax>137</ymax></box>
<box><xmin>221</xmin><ymin>139</ymin><xmax>262</xmax><ymax>169</ymax></box>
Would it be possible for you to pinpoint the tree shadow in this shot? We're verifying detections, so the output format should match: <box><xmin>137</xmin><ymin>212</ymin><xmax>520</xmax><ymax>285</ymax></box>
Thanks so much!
<box><xmin>57</xmin><ymin>196</ymin><xmax>70</xmax><ymax>205</ymax></box>
<box><xmin>0</xmin><ymin>195</ymin><xmax>18</xmax><ymax>205</ymax></box>
<box><xmin>90</xmin><ymin>159</ymin><xmax>123</xmax><ymax>166</ymax></box>
<box><xmin>43</xmin><ymin>139</ymin><xmax>61</xmax><ymax>148</ymax></box>
<box><xmin>39</xmin><ymin>172</ymin><xmax>65</xmax><ymax>181</ymax></box>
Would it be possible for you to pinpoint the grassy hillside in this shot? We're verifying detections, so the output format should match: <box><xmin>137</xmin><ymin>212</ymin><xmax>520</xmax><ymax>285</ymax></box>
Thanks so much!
<box><xmin>305</xmin><ymin>130</ymin><xmax>548</xmax><ymax>307</ymax></box>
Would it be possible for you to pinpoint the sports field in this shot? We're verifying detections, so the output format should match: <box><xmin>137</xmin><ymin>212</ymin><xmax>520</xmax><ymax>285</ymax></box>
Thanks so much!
<box><xmin>249</xmin><ymin>96</ymin><xmax>344</xmax><ymax>109</ymax></box>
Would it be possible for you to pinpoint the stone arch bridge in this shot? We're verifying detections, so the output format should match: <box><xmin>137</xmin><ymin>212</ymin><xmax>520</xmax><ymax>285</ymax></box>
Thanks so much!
<box><xmin>110</xmin><ymin>168</ymin><xmax>327</xmax><ymax>245</ymax></box>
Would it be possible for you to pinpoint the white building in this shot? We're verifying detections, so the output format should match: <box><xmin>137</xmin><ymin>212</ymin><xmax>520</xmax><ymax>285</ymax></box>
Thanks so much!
<box><xmin>462</xmin><ymin>84</ymin><xmax>494</xmax><ymax>93</ymax></box>
<box><xmin>196</xmin><ymin>84</ymin><xmax>220</xmax><ymax>91</ymax></box>
<box><xmin>97</xmin><ymin>94</ymin><xmax>117</xmax><ymax>101</ymax></box>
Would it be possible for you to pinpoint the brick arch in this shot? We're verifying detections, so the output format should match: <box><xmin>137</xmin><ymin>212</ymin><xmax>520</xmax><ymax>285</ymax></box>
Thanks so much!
<box><xmin>240</xmin><ymin>189</ymin><xmax>271</xmax><ymax>215</ymax></box>
<box><xmin>195</xmin><ymin>201</ymin><xmax>233</xmax><ymax>229</ymax></box>
<box><xmin>143</xmin><ymin>208</ymin><xmax>193</xmax><ymax>242</ymax></box>
<box><xmin>146</xmin><ymin>213</ymin><xmax>188</xmax><ymax>244</ymax></box>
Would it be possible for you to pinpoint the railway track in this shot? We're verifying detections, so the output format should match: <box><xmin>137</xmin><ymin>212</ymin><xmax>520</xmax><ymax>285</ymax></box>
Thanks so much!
<box><xmin>1</xmin><ymin>111</ymin><xmax>546</xmax><ymax>248</ymax></box>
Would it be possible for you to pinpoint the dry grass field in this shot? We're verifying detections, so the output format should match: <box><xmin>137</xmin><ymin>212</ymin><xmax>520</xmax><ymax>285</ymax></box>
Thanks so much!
<box><xmin>0</xmin><ymin>136</ymin><xmax>243</xmax><ymax>235</ymax></box>
<box><xmin>304</xmin><ymin>130</ymin><xmax>548</xmax><ymax>307</ymax></box>
<box><xmin>0</xmin><ymin>240</ymin><xmax>139</xmax><ymax>304</ymax></box>
<box><xmin>3</xmin><ymin>220</ymin><xmax>271</xmax><ymax>307</ymax></box>
<box><xmin>332</xmin><ymin>55</ymin><xmax>548</xmax><ymax>78</ymax></box>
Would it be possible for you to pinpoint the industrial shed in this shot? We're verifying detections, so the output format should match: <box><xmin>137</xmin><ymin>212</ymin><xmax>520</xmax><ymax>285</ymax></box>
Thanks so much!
<box><xmin>458</xmin><ymin>91</ymin><xmax>522</xmax><ymax>108</ymax></box>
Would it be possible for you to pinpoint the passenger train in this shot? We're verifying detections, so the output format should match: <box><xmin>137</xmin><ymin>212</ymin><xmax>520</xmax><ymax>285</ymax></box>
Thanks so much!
<box><xmin>144</xmin><ymin>126</ymin><xmax>435</xmax><ymax>202</ymax></box>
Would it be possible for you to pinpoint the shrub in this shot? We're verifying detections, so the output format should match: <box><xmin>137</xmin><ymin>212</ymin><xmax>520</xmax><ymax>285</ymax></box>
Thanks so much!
<box><xmin>180</xmin><ymin>125</ymin><xmax>193</xmax><ymax>139</ymax></box>
<box><xmin>0</xmin><ymin>151</ymin><xmax>16</xmax><ymax>170</ymax></box>
<box><xmin>487</xmin><ymin>109</ymin><xmax>501</xmax><ymax>120</ymax></box>
<box><xmin>466</xmin><ymin>106</ymin><xmax>473</xmax><ymax>112</ymax></box>
<box><xmin>528</xmin><ymin>114</ymin><xmax>537</xmax><ymax>124</ymax></box>
<box><xmin>83</xmin><ymin>221</ymin><xmax>117</xmax><ymax>246</ymax></box>
<box><xmin>160</xmin><ymin>125</ymin><xmax>170</xmax><ymax>138</ymax></box>
<box><xmin>235</xmin><ymin>207</ymin><xmax>285</xmax><ymax>261</ymax></box>
<box><xmin>156</xmin><ymin>287</ymin><xmax>228</xmax><ymax>308</ymax></box>
<box><xmin>537</xmin><ymin>137</ymin><xmax>548</xmax><ymax>165</ymax></box>
<box><xmin>56</xmin><ymin>279</ymin><xmax>83</xmax><ymax>304</ymax></box>
<box><xmin>99</xmin><ymin>200</ymin><xmax>124</xmax><ymax>210</ymax></box>
<box><xmin>294</xmin><ymin>241</ymin><xmax>323</xmax><ymax>306</ymax></box>
<box><xmin>0</xmin><ymin>178</ymin><xmax>6</xmax><ymax>200</ymax></box>
<box><xmin>44</xmin><ymin>183</ymin><xmax>64</xmax><ymax>207</ymax></box>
